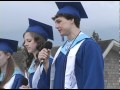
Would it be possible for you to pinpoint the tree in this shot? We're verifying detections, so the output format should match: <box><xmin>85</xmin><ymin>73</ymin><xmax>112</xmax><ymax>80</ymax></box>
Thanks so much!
<box><xmin>92</xmin><ymin>31</ymin><xmax>101</xmax><ymax>42</ymax></box>
<box><xmin>17</xmin><ymin>46</ymin><xmax>22</xmax><ymax>51</ymax></box>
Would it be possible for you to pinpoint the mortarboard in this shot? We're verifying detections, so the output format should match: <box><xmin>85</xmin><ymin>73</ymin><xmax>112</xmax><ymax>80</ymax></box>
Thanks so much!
<box><xmin>26</xmin><ymin>18</ymin><xmax>54</xmax><ymax>40</ymax></box>
<box><xmin>0</xmin><ymin>38</ymin><xmax>18</xmax><ymax>54</ymax></box>
<box><xmin>55</xmin><ymin>2</ymin><xmax>88</xmax><ymax>19</ymax></box>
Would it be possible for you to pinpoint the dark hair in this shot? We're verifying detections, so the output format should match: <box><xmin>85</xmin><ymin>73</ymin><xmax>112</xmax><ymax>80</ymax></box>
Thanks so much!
<box><xmin>0</xmin><ymin>52</ymin><xmax>14</xmax><ymax>88</ymax></box>
<box><xmin>52</xmin><ymin>13</ymin><xmax>80</xmax><ymax>28</ymax></box>
<box><xmin>23</xmin><ymin>32</ymin><xmax>46</xmax><ymax>68</ymax></box>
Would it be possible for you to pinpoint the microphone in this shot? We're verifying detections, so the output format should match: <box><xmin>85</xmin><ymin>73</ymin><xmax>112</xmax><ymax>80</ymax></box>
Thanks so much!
<box><xmin>36</xmin><ymin>41</ymin><xmax>53</xmax><ymax>65</ymax></box>
<box><xmin>42</xmin><ymin>41</ymin><xmax>53</xmax><ymax>50</ymax></box>
<box><xmin>40</xmin><ymin>41</ymin><xmax>53</xmax><ymax>64</ymax></box>
<box><xmin>22</xmin><ymin>77</ymin><xmax>28</xmax><ymax>86</ymax></box>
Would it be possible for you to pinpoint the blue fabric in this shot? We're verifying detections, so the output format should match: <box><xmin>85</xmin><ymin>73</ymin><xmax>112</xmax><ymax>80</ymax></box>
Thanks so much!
<box><xmin>0</xmin><ymin>67</ymin><xmax>26</xmax><ymax>89</ymax></box>
<box><xmin>11</xmin><ymin>68</ymin><xmax>26</xmax><ymax>89</ymax></box>
<box><xmin>29</xmin><ymin>57</ymin><xmax>53</xmax><ymax>89</ymax></box>
<box><xmin>37</xmin><ymin>58</ymin><xmax>53</xmax><ymax>89</ymax></box>
<box><xmin>28</xmin><ymin>60</ymin><xmax>36</xmax><ymax>74</ymax></box>
<box><xmin>61</xmin><ymin>32</ymin><xmax>89</xmax><ymax>55</ymax></box>
<box><xmin>75</xmin><ymin>39</ymin><xmax>104</xmax><ymax>89</ymax></box>
<box><xmin>27</xmin><ymin>26</ymin><xmax>48</xmax><ymax>41</ymax></box>
<box><xmin>0</xmin><ymin>43</ymin><xmax>13</xmax><ymax>54</ymax></box>
<box><xmin>13</xmin><ymin>67</ymin><xmax>24</xmax><ymax>76</ymax></box>
<box><xmin>53</xmin><ymin>38</ymin><xmax>104</xmax><ymax>89</ymax></box>
<box><xmin>26</xmin><ymin>18</ymin><xmax>54</xmax><ymax>40</ymax></box>
<box><xmin>0</xmin><ymin>38</ymin><xmax>18</xmax><ymax>54</ymax></box>
<box><xmin>29</xmin><ymin>73</ymin><xmax>34</xmax><ymax>88</ymax></box>
<box><xmin>28</xmin><ymin>59</ymin><xmax>36</xmax><ymax>88</ymax></box>
<box><xmin>55</xmin><ymin>2</ymin><xmax>88</xmax><ymax>19</ymax></box>
<box><xmin>53</xmin><ymin>52</ymin><xmax>67</xmax><ymax>89</ymax></box>
<box><xmin>57</xmin><ymin>6</ymin><xmax>80</xmax><ymax>18</ymax></box>
<box><xmin>11</xmin><ymin>74</ymin><xmax>26</xmax><ymax>89</ymax></box>
<box><xmin>0</xmin><ymin>72</ymin><xmax>5</xmax><ymax>82</ymax></box>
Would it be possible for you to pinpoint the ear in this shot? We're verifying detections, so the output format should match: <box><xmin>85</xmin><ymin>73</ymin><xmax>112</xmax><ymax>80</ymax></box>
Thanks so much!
<box><xmin>71</xmin><ymin>19</ymin><xmax>74</xmax><ymax>24</ymax></box>
<box><xmin>6</xmin><ymin>53</ymin><xmax>11</xmax><ymax>59</ymax></box>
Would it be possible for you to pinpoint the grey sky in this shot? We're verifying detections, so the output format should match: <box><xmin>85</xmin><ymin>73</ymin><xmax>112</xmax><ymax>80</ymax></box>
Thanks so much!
<box><xmin>0</xmin><ymin>1</ymin><xmax>119</xmax><ymax>47</ymax></box>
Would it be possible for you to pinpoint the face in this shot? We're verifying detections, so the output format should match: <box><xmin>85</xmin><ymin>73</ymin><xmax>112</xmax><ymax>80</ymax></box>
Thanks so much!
<box><xmin>24</xmin><ymin>32</ymin><xmax>38</xmax><ymax>54</ymax></box>
<box><xmin>54</xmin><ymin>17</ymin><xmax>73</xmax><ymax>36</ymax></box>
<box><xmin>0</xmin><ymin>51</ymin><xmax>10</xmax><ymax>68</ymax></box>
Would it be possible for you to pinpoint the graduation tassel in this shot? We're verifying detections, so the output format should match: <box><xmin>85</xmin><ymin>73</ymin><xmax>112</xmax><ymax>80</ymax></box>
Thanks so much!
<box><xmin>61</xmin><ymin>36</ymin><xmax>64</xmax><ymax>42</ymax></box>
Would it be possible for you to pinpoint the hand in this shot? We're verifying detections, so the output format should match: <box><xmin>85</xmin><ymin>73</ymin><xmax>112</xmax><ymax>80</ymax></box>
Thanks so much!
<box><xmin>19</xmin><ymin>85</ymin><xmax>31</xmax><ymax>89</ymax></box>
<box><xmin>38</xmin><ymin>48</ymin><xmax>51</xmax><ymax>72</ymax></box>
<box><xmin>38</xmin><ymin>48</ymin><xmax>50</xmax><ymax>64</ymax></box>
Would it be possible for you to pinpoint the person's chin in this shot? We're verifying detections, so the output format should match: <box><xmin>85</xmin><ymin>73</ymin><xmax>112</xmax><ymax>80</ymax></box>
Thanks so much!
<box><xmin>60</xmin><ymin>33</ymin><xmax>64</xmax><ymax>36</ymax></box>
<box><xmin>27</xmin><ymin>50</ymin><xmax>32</xmax><ymax>53</ymax></box>
<box><xmin>61</xmin><ymin>34</ymin><xmax>65</xmax><ymax>36</ymax></box>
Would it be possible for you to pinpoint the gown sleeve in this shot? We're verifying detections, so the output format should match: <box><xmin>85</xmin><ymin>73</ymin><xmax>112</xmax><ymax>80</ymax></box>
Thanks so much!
<box><xmin>75</xmin><ymin>39</ymin><xmax>104</xmax><ymax>89</ymax></box>
<box><xmin>37</xmin><ymin>57</ymin><xmax>53</xmax><ymax>89</ymax></box>
<box><xmin>11</xmin><ymin>74</ymin><xmax>27</xmax><ymax>89</ymax></box>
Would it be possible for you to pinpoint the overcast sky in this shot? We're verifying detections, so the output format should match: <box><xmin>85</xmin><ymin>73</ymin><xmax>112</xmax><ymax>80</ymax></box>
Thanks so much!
<box><xmin>0</xmin><ymin>1</ymin><xmax>119</xmax><ymax>47</ymax></box>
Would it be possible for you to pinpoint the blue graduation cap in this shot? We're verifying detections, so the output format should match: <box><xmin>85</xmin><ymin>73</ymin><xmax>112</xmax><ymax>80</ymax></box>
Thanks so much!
<box><xmin>0</xmin><ymin>38</ymin><xmax>18</xmax><ymax>54</ymax></box>
<box><xmin>26</xmin><ymin>18</ymin><xmax>54</xmax><ymax>40</ymax></box>
<box><xmin>55</xmin><ymin>2</ymin><xmax>88</xmax><ymax>19</ymax></box>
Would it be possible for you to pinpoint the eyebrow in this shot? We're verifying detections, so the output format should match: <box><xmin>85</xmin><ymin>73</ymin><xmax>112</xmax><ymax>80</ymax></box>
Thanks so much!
<box><xmin>55</xmin><ymin>19</ymin><xmax>61</xmax><ymax>23</ymax></box>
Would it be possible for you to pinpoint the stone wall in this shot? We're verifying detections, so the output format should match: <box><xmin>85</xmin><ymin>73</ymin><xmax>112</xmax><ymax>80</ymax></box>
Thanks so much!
<box><xmin>104</xmin><ymin>49</ymin><xmax>119</xmax><ymax>89</ymax></box>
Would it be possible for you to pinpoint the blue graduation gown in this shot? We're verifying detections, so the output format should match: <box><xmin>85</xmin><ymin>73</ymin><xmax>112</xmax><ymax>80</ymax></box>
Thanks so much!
<box><xmin>3</xmin><ymin>67</ymin><xmax>26</xmax><ymax>89</ymax></box>
<box><xmin>11</xmin><ymin>74</ymin><xmax>27</xmax><ymax>89</ymax></box>
<box><xmin>53</xmin><ymin>38</ymin><xmax>104</xmax><ymax>89</ymax></box>
<box><xmin>29</xmin><ymin>57</ymin><xmax>53</xmax><ymax>89</ymax></box>
<box><xmin>37</xmin><ymin>63</ymin><xmax>51</xmax><ymax>89</ymax></box>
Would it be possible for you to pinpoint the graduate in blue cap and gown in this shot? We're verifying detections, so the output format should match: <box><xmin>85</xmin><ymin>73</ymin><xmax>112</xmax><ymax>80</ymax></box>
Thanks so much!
<box><xmin>49</xmin><ymin>2</ymin><xmax>104</xmax><ymax>89</ymax></box>
<box><xmin>0</xmin><ymin>38</ymin><xmax>27</xmax><ymax>89</ymax></box>
<box><xmin>20</xmin><ymin>18</ymin><xmax>54</xmax><ymax>89</ymax></box>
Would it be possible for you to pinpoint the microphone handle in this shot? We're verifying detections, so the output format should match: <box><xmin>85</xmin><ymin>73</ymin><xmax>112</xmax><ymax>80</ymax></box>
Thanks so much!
<box><xmin>40</xmin><ymin>59</ymin><xmax>44</xmax><ymax>66</ymax></box>
<box><xmin>40</xmin><ymin>48</ymin><xmax>50</xmax><ymax>66</ymax></box>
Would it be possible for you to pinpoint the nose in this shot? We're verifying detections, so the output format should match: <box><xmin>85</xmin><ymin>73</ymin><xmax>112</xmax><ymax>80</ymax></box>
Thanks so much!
<box><xmin>24</xmin><ymin>41</ymin><xmax>28</xmax><ymax>47</ymax></box>
<box><xmin>55</xmin><ymin>23</ymin><xmax>59</xmax><ymax>30</ymax></box>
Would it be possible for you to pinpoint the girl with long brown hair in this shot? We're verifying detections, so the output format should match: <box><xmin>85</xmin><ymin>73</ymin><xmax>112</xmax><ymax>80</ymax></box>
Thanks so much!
<box><xmin>19</xmin><ymin>18</ymin><xmax>54</xmax><ymax>89</ymax></box>
<box><xmin>0</xmin><ymin>38</ymin><xmax>27</xmax><ymax>89</ymax></box>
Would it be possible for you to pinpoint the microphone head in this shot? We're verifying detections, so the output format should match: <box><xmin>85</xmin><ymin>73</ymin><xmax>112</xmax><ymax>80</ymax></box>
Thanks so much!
<box><xmin>43</xmin><ymin>41</ymin><xmax>53</xmax><ymax>49</ymax></box>
<box><xmin>36</xmin><ymin>41</ymin><xmax>53</xmax><ymax>58</ymax></box>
